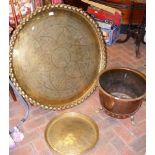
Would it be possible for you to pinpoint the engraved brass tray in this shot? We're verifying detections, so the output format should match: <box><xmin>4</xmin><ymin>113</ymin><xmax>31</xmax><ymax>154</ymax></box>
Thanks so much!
<box><xmin>9</xmin><ymin>4</ymin><xmax>106</xmax><ymax>110</ymax></box>
<box><xmin>45</xmin><ymin>112</ymin><xmax>99</xmax><ymax>155</ymax></box>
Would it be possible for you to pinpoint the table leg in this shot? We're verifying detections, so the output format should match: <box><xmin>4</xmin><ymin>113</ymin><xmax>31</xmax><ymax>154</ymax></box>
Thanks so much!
<box><xmin>9</xmin><ymin>84</ymin><xmax>17</xmax><ymax>101</ymax></box>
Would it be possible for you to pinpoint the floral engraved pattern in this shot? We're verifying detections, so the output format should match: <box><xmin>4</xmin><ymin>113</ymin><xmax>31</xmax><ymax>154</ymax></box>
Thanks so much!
<box><xmin>10</xmin><ymin>5</ymin><xmax>106</xmax><ymax>109</ymax></box>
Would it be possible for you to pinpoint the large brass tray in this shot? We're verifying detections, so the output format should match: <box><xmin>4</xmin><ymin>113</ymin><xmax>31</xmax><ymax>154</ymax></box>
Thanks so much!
<box><xmin>45</xmin><ymin>112</ymin><xmax>99</xmax><ymax>155</ymax></box>
<box><xmin>9</xmin><ymin>4</ymin><xmax>106</xmax><ymax>110</ymax></box>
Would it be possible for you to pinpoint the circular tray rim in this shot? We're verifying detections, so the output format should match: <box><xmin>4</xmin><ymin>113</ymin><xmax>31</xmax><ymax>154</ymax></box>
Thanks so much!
<box><xmin>9</xmin><ymin>4</ymin><xmax>107</xmax><ymax>110</ymax></box>
<box><xmin>44</xmin><ymin>112</ymin><xmax>99</xmax><ymax>155</ymax></box>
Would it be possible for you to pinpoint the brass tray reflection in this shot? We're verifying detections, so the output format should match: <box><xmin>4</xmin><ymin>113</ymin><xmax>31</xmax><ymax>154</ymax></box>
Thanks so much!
<box><xmin>9</xmin><ymin>4</ymin><xmax>106</xmax><ymax>110</ymax></box>
<box><xmin>45</xmin><ymin>112</ymin><xmax>99</xmax><ymax>155</ymax></box>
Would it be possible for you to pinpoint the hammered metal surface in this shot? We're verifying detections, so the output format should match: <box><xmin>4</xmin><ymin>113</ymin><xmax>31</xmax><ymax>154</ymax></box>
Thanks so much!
<box><xmin>45</xmin><ymin>112</ymin><xmax>99</xmax><ymax>155</ymax></box>
<box><xmin>10</xmin><ymin>5</ymin><xmax>106</xmax><ymax>109</ymax></box>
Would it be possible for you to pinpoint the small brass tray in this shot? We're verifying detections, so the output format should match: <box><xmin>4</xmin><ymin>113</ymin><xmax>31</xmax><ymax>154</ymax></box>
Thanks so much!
<box><xmin>9</xmin><ymin>4</ymin><xmax>106</xmax><ymax>110</ymax></box>
<box><xmin>45</xmin><ymin>112</ymin><xmax>99</xmax><ymax>155</ymax></box>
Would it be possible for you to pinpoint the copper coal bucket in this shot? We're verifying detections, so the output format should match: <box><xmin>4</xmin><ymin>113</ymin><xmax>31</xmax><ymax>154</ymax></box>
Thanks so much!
<box><xmin>98</xmin><ymin>68</ymin><xmax>146</xmax><ymax>119</ymax></box>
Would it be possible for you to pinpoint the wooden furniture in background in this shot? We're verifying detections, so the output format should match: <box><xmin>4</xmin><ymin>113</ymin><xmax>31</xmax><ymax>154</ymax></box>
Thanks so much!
<box><xmin>64</xmin><ymin>0</ymin><xmax>145</xmax><ymax>25</ymax></box>
<box><xmin>79</xmin><ymin>0</ymin><xmax>146</xmax><ymax>58</ymax></box>
<box><xmin>116</xmin><ymin>0</ymin><xmax>146</xmax><ymax>58</ymax></box>
<box><xmin>63</xmin><ymin>0</ymin><xmax>88</xmax><ymax>10</ymax></box>
<box><xmin>9</xmin><ymin>0</ymin><xmax>20</xmax><ymax>101</ymax></box>
<box><xmin>91</xmin><ymin>0</ymin><xmax>145</xmax><ymax>24</ymax></box>
<box><xmin>82</xmin><ymin>0</ymin><xmax>121</xmax><ymax>15</ymax></box>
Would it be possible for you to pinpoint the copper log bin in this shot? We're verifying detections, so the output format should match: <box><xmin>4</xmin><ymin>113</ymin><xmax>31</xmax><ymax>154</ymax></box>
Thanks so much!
<box><xmin>98</xmin><ymin>68</ymin><xmax>146</xmax><ymax>119</ymax></box>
